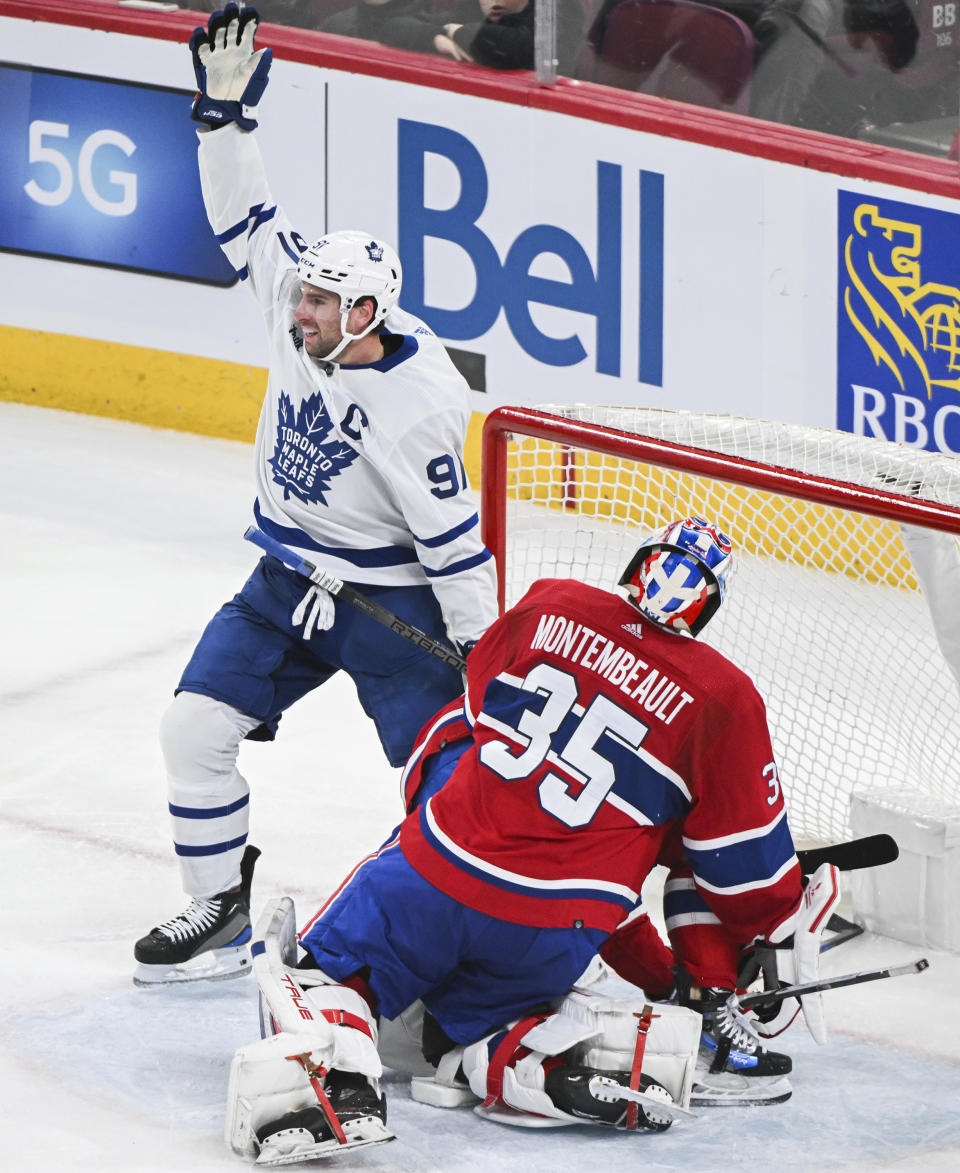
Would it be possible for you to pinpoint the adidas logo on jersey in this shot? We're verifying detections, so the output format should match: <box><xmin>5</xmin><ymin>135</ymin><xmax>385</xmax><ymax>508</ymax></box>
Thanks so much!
<box><xmin>621</xmin><ymin>622</ymin><xmax>645</xmax><ymax>639</ymax></box>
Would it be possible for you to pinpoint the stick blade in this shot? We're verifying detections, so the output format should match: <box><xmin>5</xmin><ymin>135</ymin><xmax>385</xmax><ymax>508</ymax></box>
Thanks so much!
<box><xmin>798</xmin><ymin>833</ymin><xmax>899</xmax><ymax>874</ymax></box>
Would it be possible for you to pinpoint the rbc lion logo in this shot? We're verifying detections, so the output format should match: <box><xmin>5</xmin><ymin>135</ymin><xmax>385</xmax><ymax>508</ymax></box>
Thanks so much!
<box><xmin>837</xmin><ymin>192</ymin><xmax>960</xmax><ymax>453</ymax></box>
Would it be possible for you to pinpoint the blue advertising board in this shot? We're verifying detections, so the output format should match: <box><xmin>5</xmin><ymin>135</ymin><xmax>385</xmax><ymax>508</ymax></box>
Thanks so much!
<box><xmin>837</xmin><ymin>190</ymin><xmax>960</xmax><ymax>454</ymax></box>
<box><xmin>0</xmin><ymin>63</ymin><xmax>236</xmax><ymax>285</ymax></box>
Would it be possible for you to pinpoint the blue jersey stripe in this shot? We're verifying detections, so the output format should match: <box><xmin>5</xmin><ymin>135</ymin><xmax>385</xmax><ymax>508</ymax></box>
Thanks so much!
<box><xmin>414</xmin><ymin>512</ymin><xmax>480</xmax><ymax>548</ymax></box>
<box><xmin>342</xmin><ymin>334</ymin><xmax>419</xmax><ymax>372</ymax></box>
<box><xmin>685</xmin><ymin>813</ymin><xmax>796</xmax><ymax>892</ymax></box>
<box><xmin>277</xmin><ymin>229</ymin><xmax>301</xmax><ymax>264</ymax></box>
<box><xmin>253</xmin><ymin>500</ymin><xmax>420</xmax><ymax>568</ymax></box>
<box><xmin>174</xmin><ymin>834</ymin><xmax>248</xmax><ymax>857</ymax></box>
<box><xmin>420</xmin><ymin>803</ymin><xmax>636</xmax><ymax>911</ymax></box>
<box><xmin>663</xmin><ymin>884</ymin><xmax>713</xmax><ymax>919</ymax></box>
<box><xmin>168</xmin><ymin>794</ymin><xmax>250</xmax><ymax>820</ymax></box>
<box><xmin>250</xmin><ymin>203</ymin><xmax>277</xmax><ymax>233</ymax></box>
<box><xmin>422</xmin><ymin>547</ymin><xmax>493</xmax><ymax>578</ymax></box>
<box><xmin>217</xmin><ymin>203</ymin><xmax>277</xmax><ymax>245</ymax></box>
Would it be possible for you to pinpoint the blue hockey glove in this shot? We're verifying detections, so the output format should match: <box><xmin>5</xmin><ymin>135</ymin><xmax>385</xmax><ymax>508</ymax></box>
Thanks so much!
<box><xmin>190</xmin><ymin>4</ymin><xmax>272</xmax><ymax>132</ymax></box>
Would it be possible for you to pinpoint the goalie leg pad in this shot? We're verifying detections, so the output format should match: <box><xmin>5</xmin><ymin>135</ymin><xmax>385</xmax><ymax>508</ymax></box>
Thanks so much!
<box><xmin>227</xmin><ymin>896</ymin><xmax>393</xmax><ymax>1162</ymax></box>
<box><xmin>456</xmin><ymin>982</ymin><xmax>700</xmax><ymax>1130</ymax></box>
<box><xmin>536</xmin><ymin>976</ymin><xmax>701</xmax><ymax>1108</ymax></box>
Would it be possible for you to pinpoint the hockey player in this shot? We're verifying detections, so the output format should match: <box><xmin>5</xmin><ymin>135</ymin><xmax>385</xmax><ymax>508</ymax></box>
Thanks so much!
<box><xmin>133</xmin><ymin>5</ymin><xmax>497</xmax><ymax>986</ymax></box>
<box><xmin>223</xmin><ymin>518</ymin><xmax>840</xmax><ymax>1161</ymax></box>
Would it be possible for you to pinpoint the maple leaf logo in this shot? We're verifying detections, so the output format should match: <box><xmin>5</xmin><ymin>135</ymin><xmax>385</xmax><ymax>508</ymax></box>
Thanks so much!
<box><xmin>269</xmin><ymin>390</ymin><xmax>359</xmax><ymax>506</ymax></box>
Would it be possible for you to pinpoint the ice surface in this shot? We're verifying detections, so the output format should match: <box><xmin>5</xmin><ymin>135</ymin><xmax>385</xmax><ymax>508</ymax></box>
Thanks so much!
<box><xmin>1</xmin><ymin>403</ymin><xmax>958</xmax><ymax>1172</ymax></box>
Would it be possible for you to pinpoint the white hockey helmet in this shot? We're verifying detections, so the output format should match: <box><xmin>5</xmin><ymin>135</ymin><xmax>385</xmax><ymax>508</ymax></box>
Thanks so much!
<box><xmin>297</xmin><ymin>230</ymin><xmax>402</xmax><ymax>362</ymax></box>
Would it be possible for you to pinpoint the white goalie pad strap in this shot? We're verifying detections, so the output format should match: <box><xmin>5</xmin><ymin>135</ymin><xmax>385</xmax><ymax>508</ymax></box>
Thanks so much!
<box><xmin>225</xmin><ymin>1030</ymin><xmax>337</xmax><ymax>1158</ymax></box>
<box><xmin>409</xmin><ymin>1046</ymin><xmax>479</xmax><ymax>1109</ymax></box>
<box><xmin>461</xmin><ymin>1037</ymin><xmax>581</xmax><ymax>1127</ymax></box>
<box><xmin>794</xmin><ymin>863</ymin><xmax>842</xmax><ymax>1045</ymax></box>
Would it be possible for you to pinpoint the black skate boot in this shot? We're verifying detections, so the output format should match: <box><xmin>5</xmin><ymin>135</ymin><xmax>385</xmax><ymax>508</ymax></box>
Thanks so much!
<box><xmin>688</xmin><ymin>987</ymin><xmax>793</xmax><ymax>1106</ymax></box>
<box><xmin>544</xmin><ymin>1065</ymin><xmax>678</xmax><ymax>1131</ymax></box>
<box><xmin>133</xmin><ymin>845</ymin><xmax>259</xmax><ymax>986</ymax></box>
<box><xmin>255</xmin><ymin>1070</ymin><xmax>393</xmax><ymax>1162</ymax></box>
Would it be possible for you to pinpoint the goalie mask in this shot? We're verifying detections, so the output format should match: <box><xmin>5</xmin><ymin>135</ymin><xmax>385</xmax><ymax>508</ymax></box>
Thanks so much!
<box><xmin>297</xmin><ymin>230</ymin><xmax>402</xmax><ymax>362</ymax></box>
<box><xmin>619</xmin><ymin>516</ymin><xmax>733</xmax><ymax>637</ymax></box>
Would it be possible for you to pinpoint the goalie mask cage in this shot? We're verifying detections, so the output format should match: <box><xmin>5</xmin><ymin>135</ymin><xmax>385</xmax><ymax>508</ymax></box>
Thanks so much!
<box><xmin>480</xmin><ymin>404</ymin><xmax>960</xmax><ymax>844</ymax></box>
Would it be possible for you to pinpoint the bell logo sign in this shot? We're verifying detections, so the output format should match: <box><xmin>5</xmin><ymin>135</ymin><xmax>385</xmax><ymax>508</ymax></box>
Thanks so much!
<box><xmin>397</xmin><ymin>120</ymin><xmax>664</xmax><ymax>385</ymax></box>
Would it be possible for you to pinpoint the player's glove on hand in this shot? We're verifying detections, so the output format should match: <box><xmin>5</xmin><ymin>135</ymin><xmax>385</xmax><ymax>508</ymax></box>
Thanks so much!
<box><xmin>190</xmin><ymin>3</ymin><xmax>272</xmax><ymax>131</ymax></box>
<box><xmin>292</xmin><ymin>584</ymin><xmax>335</xmax><ymax>639</ymax></box>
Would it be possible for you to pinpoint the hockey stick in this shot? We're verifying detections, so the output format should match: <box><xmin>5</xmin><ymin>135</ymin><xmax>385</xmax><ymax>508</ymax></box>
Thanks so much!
<box><xmin>797</xmin><ymin>834</ymin><xmax>898</xmax><ymax>875</ymax></box>
<box><xmin>710</xmin><ymin>957</ymin><xmax>929</xmax><ymax>1013</ymax></box>
<box><xmin>243</xmin><ymin>526</ymin><xmax>467</xmax><ymax>673</ymax></box>
<box><xmin>250</xmin><ymin>896</ymin><xmax>320</xmax><ymax>1036</ymax></box>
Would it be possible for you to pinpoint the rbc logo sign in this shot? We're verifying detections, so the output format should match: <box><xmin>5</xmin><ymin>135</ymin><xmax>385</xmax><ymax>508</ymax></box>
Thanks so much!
<box><xmin>396</xmin><ymin>120</ymin><xmax>664</xmax><ymax>385</ymax></box>
<box><xmin>837</xmin><ymin>192</ymin><xmax>960</xmax><ymax>454</ymax></box>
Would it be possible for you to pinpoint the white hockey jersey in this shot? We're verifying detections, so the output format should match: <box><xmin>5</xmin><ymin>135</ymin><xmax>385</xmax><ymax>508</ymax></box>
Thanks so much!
<box><xmin>197</xmin><ymin>125</ymin><xmax>497</xmax><ymax>647</ymax></box>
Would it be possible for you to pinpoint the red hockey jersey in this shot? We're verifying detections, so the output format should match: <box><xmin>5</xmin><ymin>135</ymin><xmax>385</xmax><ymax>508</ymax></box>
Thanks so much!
<box><xmin>400</xmin><ymin>579</ymin><xmax>802</xmax><ymax>945</ymax></box>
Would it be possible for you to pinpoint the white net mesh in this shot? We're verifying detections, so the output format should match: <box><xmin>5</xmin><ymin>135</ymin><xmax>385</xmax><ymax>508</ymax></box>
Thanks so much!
<box><xmin>495</xmin><ymin>404</ymin><xmax>960</xmax><ymax>843</ymax></box>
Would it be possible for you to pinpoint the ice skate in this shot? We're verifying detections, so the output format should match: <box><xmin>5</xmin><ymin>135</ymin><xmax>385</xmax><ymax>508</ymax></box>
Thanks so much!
<box><xmin>133</xmin><ymin>845</ymin><xmax>259</xmax><ymax>986</ymax></box>
<box><xmin>254</xmin><ymin>1070</ymin><xmax>393</xmax><ymax>1166</ymax></box>
<box><xmin>689</xmin><ymin>989</ymin><xmax>793</xmax><ymax>1106</ymax></box>
<box><xmin>544</xmin><ymin>1065</ymin><xmax>685</xmax><ymax>1130</ymax></box>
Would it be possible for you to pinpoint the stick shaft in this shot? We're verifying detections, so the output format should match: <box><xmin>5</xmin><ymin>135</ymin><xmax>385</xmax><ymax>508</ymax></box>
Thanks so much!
<box><xmin>728</xmin><ymin>958</ymin><xmax>929</xmax><ymax>1011</ymax></box>
<box><xmin>244</xmin><ymin>526</ymin><xmax>466</xmax><ymax>672</ymax></box>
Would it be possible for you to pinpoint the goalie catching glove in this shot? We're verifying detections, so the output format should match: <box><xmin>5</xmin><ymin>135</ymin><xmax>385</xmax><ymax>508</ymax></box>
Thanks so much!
<box><xmin>190</xmin><ymin>4</ymin><xmax>272</xmax><ymax>131</ymax></box>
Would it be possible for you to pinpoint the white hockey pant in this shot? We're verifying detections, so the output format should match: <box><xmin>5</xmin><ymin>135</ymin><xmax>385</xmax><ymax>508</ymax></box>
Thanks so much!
<box><xmin>226</xmin><ymin>979</ymin><xmax>383</xmax><ymax>1159</ymax></box>
<box><xmin>160</xmin><ymin>691</ymin><xmax>260</xmax><ymax>898</ymax></box>
<box><xmin>425</xmin><ymin>985</ymin><xmax>700</xmax><ymax>1127</ymax></box>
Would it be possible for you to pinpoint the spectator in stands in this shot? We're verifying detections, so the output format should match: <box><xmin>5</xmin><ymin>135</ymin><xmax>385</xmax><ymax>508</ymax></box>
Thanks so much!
<box><xmin>322</xmin><ymin>0</ymin><xmax>585</xmax><ymax>76</ymax></box>
<box><xmin>582</xmin><ymin>0</ymin><xmax>923</xmax><ymax>131</ymax></box>
<box><xmin>321</xmin><ymin>0</ymin><xmax>423</xmax><ymax>41</ymax></box>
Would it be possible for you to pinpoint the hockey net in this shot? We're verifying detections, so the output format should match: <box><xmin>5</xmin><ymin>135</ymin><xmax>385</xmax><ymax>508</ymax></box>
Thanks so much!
<box><xmin>480</xmin><ymin>404</ymin><xmax>960</xmax><ymax>844</ymax></box>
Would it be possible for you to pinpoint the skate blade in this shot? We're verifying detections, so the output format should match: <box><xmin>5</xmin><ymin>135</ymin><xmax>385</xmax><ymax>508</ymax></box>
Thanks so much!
<box><xmin>690</xmin><ymin>1073</ymin><xmax>792</xmax><ymax>1107</ymax></box>
<box><xmin>255</xmin><ymin>1117</ymin><xmax>395</xmax><ymax>1166</ymax></box>
<box><xmin>133</xmin><ymin>944</ymin><xmax>252</xmax><ymax>987</ymax></box>
<box><xmin>410</xmin><ymin>1075</ymin><xmax>478</xmax><ymax>1108</ymax></box>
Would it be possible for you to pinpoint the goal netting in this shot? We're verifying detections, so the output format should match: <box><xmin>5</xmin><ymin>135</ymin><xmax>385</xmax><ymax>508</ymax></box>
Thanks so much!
<box><xmin>481</xmin><ymin>404</ymin><xmax>960</xmax><ymax>844</ymax></box>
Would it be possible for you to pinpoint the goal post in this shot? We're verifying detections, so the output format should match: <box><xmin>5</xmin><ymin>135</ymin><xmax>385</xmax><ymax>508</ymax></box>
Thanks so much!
<box><xmin>480</xmin><ymin>404</ymin><xmax>960</xmax><ymax>850</ymax></box>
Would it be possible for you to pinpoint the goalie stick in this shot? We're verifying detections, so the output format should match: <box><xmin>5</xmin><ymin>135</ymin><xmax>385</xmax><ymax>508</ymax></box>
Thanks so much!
<box><xmin>709</xmin><ymin>957</ymin><xmax>929</xmax><ymax>1013</ymax></box>
<box><xmin>797</xmin><ymin>834</ymin><xmax>898</xmax><ymax>875</ymax></box>
<box><xmin>243</xmin><ymin>526</ymin><xmax>467</xmax><ymax>672</ymax></box>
